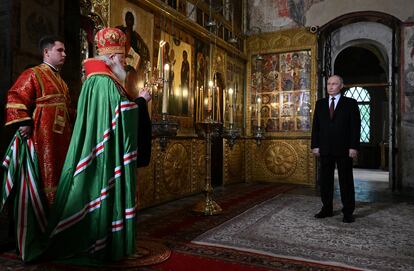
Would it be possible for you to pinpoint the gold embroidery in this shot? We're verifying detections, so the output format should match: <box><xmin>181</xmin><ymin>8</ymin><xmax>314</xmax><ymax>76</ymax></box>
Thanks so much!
<box><xmin>32</xmin><ymin>67</ymin><xmax>46</xmax><ymax>96</ymax></box>
<box><xmin>37</xmin><ymin>64</ymin><xmax>69</xmax><ymax>100</ymax></box>
<box><xmin>6</xmin><ymin>103</ymin><xmax>27</xmax><ymax>110</ymax></box>
<box><xmin>36</xmin><ymin>94</ymin><xmax>65</xmax><ymax>102</ymax></box>
<box><xmin>52</xmin><ymin>105</ymin><xmax>66</xmax><ymax>134</ymax></box>
<box><xmin>5</xmin><ymin>117</ymin><xmax>31</xmax><ymax>126</ymax></box>
<box><xmin>31</xmin><ymin>65</ymin><xmax>70</xmax><ymax>132</ymax></box>
<box><xmin>36</xmin><ymin>102</ymin><xmax>66</xmax><ymax>107</ymax></box>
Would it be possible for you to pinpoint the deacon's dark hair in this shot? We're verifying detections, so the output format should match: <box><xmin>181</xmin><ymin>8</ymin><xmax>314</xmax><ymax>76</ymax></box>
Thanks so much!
<box><xmin>38</xmin><ymin>35</ymin><xmax>64</xmax><ymax>55</ymax></box>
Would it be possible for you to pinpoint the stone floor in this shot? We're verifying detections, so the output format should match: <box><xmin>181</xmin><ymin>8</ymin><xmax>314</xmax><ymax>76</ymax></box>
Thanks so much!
<box><xmin>290</xmin><ymin>168</ymin><xmax>414</xmax><ymax>204</ymax></box>
<box><xmin>353</xmin><ymin>168</ymin><xmax>389</xmax><ymax>182</ymax></box>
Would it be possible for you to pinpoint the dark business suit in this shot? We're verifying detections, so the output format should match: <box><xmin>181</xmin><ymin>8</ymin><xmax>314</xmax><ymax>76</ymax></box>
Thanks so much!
<box><xmin>311</xmin><ymin>95</ymin><xmax>361</xmax><ymax>216</ymax></box>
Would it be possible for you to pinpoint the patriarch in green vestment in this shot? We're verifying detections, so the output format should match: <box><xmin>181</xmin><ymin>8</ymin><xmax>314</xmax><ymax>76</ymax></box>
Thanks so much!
<box><xmin>39</xmin><ymin>27</ymin><xmax>149</xmax><ymax>263</ymax></box>
<box><xmin>1</xmin><ymin>27</ymin><xmax>152</xmax><ymax>263</ymax></box>
<box><xmin>43</xmin><ymin>27</ymin><xmax>141</xmax><ymax>262</ymax></box>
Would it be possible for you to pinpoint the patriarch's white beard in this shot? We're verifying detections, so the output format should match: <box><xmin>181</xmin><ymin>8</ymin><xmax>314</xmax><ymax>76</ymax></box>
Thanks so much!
<box><xmin>110</xmin><ymin>59</ymin><xmax>127</xmax><ymax>82</ymax></box>
<box><xmin>96</xmin><ymin>55</ymin><xmax>127</xmax><ymax>82</ymax></box>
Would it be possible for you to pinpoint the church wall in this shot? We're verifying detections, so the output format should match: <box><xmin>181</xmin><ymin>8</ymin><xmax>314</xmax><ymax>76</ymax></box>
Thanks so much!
<box><xmin>2</xmin><ymin>0</ymin><xmax>80</xmax><ymax>106</ymax></box>
<box><xmin>0</xmin><ymin>0</ymin><xmax>13</xmax><ymax>159</ymax></box>
<box><xmin>401</xmin><ymin>126</ymin><xmax>414</xmax><ymax>188</ymax></box>
<box><xmin>13</xmin><ymin>0</ymin><xmax>64</xmax><ymax>78</ymax></box>
<box><xmin>0</xmin><ymin>1</ymin><xmax>12</xmax><ymax>107</ymax></box>
<box><xmin>401</xmin><ymin>24</ymin><xmax>414</xmax><ymax>188</ymax></box>
<box><xmin>247</xmin><ymin>0</ymin><xmax>414</xmax><ymax>32</ymax></box>
<box><xmin>306</xmin><ymin>0</ymin><xmax>414</xmax><ymax>27</ymax></box>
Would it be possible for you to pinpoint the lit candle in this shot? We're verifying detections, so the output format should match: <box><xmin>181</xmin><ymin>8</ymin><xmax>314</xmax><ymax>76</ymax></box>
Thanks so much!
<box><xmin>162</xmin><ymin>63</ymin><xmax>169</xmax><ymax>114</ymax></box>
<box><xmin>204</xmin><ymin>96</ymin><xmax>209</xmax><ymax>120</ymax></box>
<box><xmin>257</xmin><ymin>97</ymin><xmax>262</xmax><ymax>126</ymax></box>
<box><xmin>200</xmin><ymin>86</ymin><xmax>204</xmax><ymax>120</ymax></box>
<box><xmin>208</xmin><ymin>80</ymin><xmax>213</xmax><ymax>112</ymax></box>
<box><xmin>228</xmin><ymin>88</ymin><xmax>234</xmax><ymax>124</ymax></box>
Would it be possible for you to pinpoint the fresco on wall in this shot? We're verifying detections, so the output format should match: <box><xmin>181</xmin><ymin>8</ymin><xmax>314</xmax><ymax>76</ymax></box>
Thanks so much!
<box><xmin>248</xmin><ymin>0</ymin><xmax>323</xmax><ymax>30</ymax></box>
<box><xmin>404</xmin><ymin>24</ymin><xmax>414</xmax><ymax>124</ymax></box>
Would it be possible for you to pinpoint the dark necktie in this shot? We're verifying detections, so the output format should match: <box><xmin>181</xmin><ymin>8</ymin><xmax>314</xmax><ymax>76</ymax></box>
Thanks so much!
<box><xmin>329</xmin><ymin>97</ymin><xmax>335</xmax><ymax>119</ymax></box>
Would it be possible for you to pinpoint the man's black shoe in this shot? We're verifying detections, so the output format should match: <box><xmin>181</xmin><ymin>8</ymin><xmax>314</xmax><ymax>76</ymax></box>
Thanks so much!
<box><xmin>314</xmin><ymin>211</ymin><xmax>333</xmax><ymax>218</ymax></box>
<box><xmin>342</xmin><ymin>215</ymin><xmax>355</xmax><ymax>223</ymax></box>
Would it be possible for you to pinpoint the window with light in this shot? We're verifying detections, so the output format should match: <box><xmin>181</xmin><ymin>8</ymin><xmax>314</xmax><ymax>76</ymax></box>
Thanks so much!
<box><xmin>344</xmin><ymin>87</ymin><xmax>370</xmax><ymax>143</ymax></box>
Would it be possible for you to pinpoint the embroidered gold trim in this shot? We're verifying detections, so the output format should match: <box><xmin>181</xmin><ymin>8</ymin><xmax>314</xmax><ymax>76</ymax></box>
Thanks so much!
<box><xmin>38</xmin><ymin>64</ymin><xmax>69</xmax><ymax>98</ymax></box>
<box><xmin>6</xmin><ymin>103</ymin><xmax>27</xmax><ymax>110</ymax></box>
<box><xmin>36</xmin><ymin>94</ymin><xmax>65</xmax><ymax>102</ymax></box>
<box><xmin>5</xmin><ymin>117</ymin><xmax>31</xmax><ymax>126</ymax></box>
<box><xmin>36</xmin><ymin>102</ymin><xmax>67</xmax><ymax>108</ymax></box>
<box><xmin>52</xmin><ymin>105</ymin><xmax>66</xmax><ymax>134</ymax></box>
<box><xmin>32</xmin><ymin>67</ymin><xmax>46</xmax><ymax>96</ymax></box>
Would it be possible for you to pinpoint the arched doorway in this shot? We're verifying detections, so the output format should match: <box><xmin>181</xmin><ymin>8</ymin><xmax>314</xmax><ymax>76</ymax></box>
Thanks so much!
<box><xmin>335</xmin><ymin>46</ymin><xmax>388</xmax><ymax>170</ymax></box>
<box><xmin>318</xmin><ymin>12</ymin><xmax>401</xmax><ymax>189</ymax></box>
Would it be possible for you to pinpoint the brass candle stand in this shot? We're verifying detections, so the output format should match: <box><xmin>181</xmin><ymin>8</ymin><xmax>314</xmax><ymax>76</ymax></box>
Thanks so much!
<box><xmin>150</xmin><ymin>62</ymin><xmax>179</xmax><ymax>151</ymax></box>
<box><xmin>192</xmin><ymin>118</ymin><xmax>223</xmax><ymax>215</ymax></box>
<box><xmin>152</xmin><ymin>113</ymin><xmax>179</xmax><ymax>151</ymax></box>
<box><xmin>223</xmin><ymin>123</ymin><xmax>240</xmax><ymax>149</ymax></box>
<box><xmin>252</xmin><ymin>125</ymin><xmax>265</xmax><ymax>146</ymax></box>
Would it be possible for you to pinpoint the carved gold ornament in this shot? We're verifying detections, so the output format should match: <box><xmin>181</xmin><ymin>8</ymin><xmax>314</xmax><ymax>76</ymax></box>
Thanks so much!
<box><xmin>264</xmin><ymin>142</ymin><xmax>298</xmax><ymax>178</ymax></box>
<box><xmin>163</xmin><ymin>143</ymin><xmax>189</xmax><ymax>194</ymax></box>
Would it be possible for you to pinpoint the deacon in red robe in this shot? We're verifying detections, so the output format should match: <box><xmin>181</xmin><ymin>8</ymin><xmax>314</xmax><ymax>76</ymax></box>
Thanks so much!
<box><xmin>4</xmin><ymin>36</ymin><xmax>72</xmax><ymax>206</ymax></box>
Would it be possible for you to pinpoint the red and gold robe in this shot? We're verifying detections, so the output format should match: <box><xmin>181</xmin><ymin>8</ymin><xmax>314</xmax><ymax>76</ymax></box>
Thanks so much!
<box><xmin>5</xmin><ymin>63</ymin><xmax>72</xmax><ymax>206</ymax></box>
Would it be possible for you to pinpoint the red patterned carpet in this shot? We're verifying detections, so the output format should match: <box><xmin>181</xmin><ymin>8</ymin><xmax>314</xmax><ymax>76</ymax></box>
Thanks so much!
<box><xmin>0</xmin><ymin>183</ymin><xmax>359</xmax><ymax>270</ymax></box>
<box><xmin>135</xmin><ymin>183</ymin><xmax>359</xmax><ymax>271</ymax></box>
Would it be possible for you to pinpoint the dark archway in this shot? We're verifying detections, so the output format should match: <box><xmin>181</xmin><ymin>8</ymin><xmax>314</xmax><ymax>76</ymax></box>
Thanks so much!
<box><xmin>317</xmin><ymin>11</ymin><xmax>401</xmax><ymax>190</ymax></box>
<box><xmin>335</xmin><ymin>46</ymin><xmax>388</xmax><ymax>169</ymax></box>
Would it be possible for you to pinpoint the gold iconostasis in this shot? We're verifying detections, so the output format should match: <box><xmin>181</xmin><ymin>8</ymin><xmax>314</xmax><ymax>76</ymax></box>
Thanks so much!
<box><xmin>85</xmin><ymin>0</ymin><xmax>317</xmax><ymax>208</ymax></box>
<box><xmin>246</xmin><ymin>29</ymin><xmax>317</xmax><ymax>185</ymax></box>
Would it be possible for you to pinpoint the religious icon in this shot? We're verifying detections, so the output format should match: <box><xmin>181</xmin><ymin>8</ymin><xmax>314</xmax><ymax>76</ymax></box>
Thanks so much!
<box><xmin>161</xmin><ymin>32</ymin><xmax>192</xmax><ymax>117</ymax></box>
<box><xmin>251</xmin><ymin>49</ymin><xmax>312</xmax><ymax>133</ymax></box>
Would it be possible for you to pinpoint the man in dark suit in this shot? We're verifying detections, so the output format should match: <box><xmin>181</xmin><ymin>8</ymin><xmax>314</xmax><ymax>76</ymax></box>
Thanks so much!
<box><xmin>311</xmin><ymin>75</ymin><xmax>361</xmax><ymax>223</ymax></box>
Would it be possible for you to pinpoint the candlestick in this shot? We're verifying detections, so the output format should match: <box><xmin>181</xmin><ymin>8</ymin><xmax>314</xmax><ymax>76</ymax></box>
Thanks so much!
<box><xmin>257</xmin><ymin>97</ymin><xmax>262</xmax><ymax>126</ymax></box>
<box><xmin>162</xmin><ymin>63</ymin><xmax>169</xmax><ymax>114</ymax></box>
<box><xmin>196</xmin><ymin>84</ymin><xmax>199</xmax><ymax>121</ymax></box>
<box><xmin>208</xmin><ymin>80</ymin><xmax>213</xmax><ymax>112</ymax></box>
<box><xmin>200</xmin><ymin>86</ymin><xmax>204</xmax><ymax>120</ymax></box>
<box><xmin>205</xmin><ymin>97</ymin><xmax>209</xmax><ymax>117</ymax></box>
<box><xmin>144</xmin><ymin>63</ymin><xmax>150</xmax><ymax>86</ymax></box>
<box><xmin>213</xmin><ymin>75</ymin><xmax>217</xmax><ymax>120</ymax></box>
<box><xmin>228</xmin><ymin>88</ymin><xmax>234</xmax><ymax>124</ymax></box>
